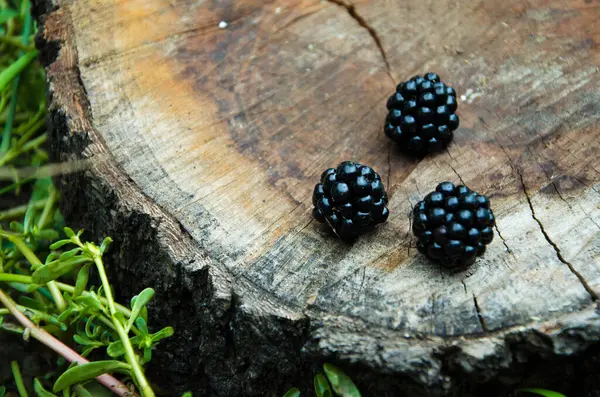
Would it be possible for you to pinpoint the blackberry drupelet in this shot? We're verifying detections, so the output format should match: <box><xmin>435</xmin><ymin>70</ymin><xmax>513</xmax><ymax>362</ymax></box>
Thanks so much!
<box><xmin>385</xmin><ymin>73</ymin><xmax>459</xmax><ymax>155</ymax></box>
<box><xmin>312</xmin><ymin>161</ymin><xmax>390</xmax><ymax>242</ymax></box>
<box><xmin>413</xmin><ymin>181</ymin><xmax>495</xmax><ymax>269</ymax></box>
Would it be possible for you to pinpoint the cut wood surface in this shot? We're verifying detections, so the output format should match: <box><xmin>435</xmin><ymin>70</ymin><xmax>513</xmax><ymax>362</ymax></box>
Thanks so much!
<box><xmin>35</xmin><ymin>0</ymin><xmax>600</xmax><ymax>395</ymax></box>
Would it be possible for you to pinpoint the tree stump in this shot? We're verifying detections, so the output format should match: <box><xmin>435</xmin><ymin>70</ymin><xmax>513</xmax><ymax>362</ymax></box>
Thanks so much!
<box><xmin>34</xmin><ymin>0</ymin><xmax>600</xmax><ymax>395</ymax></box>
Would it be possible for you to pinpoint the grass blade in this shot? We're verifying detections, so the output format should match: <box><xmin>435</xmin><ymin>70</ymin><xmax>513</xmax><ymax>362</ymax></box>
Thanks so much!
<box><xmin>323</xmin><ymin>363</ymin><xmax>361</xmax><ymax>397</ymax></box>
<box><xmin>314</xmin><ymin>373</ymin><xmax>333</xmax><ymax>397</ymax></box>
<box><xmin>0</xmin><ymin>51</ymin><xmax>38</xmax><ymax>93</ymax></box>
<box><xmin>11</xmin><ymin>361</ymin><xmax>29</xmax><ymax>397</ymax></box>
<box><xmin>34</xmin><ymin>378</ymin><xmax>58</xmax><ymax>397</ymax></box>
<box><xmin>126</xmin><ymin>288</ymin><xmax>154</xmax><ymax>332</ymax></box>
<box><xmin>53</xmin><ymin>361</ymin><xmax>130</xmax><ymax>393</ymax></box>
<box><xmin>520</xmin><ymin>388</ymin><xmax>567</xmax><ymax>397</ymax></box>
<box><xmin>282</xmin><ymin>389</ymin><xmax>300</xmax><ymax>397</ymax></box>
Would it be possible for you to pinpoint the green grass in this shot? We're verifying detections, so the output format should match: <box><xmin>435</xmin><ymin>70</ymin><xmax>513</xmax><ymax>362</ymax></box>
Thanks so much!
<box><xmin>0</xmin><ymin>2</ymin><xmax>179</xmax><ymax>396</ymax></box>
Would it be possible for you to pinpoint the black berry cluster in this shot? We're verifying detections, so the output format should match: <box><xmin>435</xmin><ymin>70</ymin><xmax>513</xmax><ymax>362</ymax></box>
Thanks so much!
<box><xmin>385</xmin><ymin>72</ymin><xmax>459</xmax><ymax>155</ymax></box>
<box><xmin>413</xmin><ymin>182</ymin><xmax>495</xmax><ymax>269</ymax></box>
<box><xmin>312</xmin><ymin>161</ymin><xmax>389</xmax><ymax>242</ymax></box>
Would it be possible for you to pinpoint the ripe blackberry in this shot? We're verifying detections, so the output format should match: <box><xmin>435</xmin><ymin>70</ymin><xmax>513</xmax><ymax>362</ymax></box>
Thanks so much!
<box><xmin>312</xmin><ymin>161</ymin><xmax>389</xmax><ymax>242</ymax></box>
<box><xmin>413</xmin><ymin>182</ymin><xmax>495</xmax><ymax>269</ymax></box>
<box><xmin>384</xmin><ymin>73</ymin><xmax>459</xmax><ymax>155</ymax></box>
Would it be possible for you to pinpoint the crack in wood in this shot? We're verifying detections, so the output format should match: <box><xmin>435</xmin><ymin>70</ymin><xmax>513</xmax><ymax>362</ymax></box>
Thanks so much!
<box><xmin>327</xmin><ymin>0</ymin><xmax>394</xmax><ymax>83</ymax></box>
<box><xmin>518</xmin><ymin>170</ymin><xmax>598</xmax><ymax>301</ymax></box>
<box><xmin>533</xmin><ymin>156</ymin><xmax>600</xmax><ymax>232</ymax></box>
<box><xmin>387</xmin><ymin>144</ymin><xmax>392</xmax><ymax>189</ymax></box>
<box><xmin>494</xmin><ymin>134</ymin><xmax>597</xmax><ymax>298</ymax></box>
<box><xmin>447</xmin><ymin>162</ymin><xmax>466</xmax><ymax>186</ymax></box>
<box><xmin>493</xmin><ymin>224</ymin><xmax>512</xmax><ymax>254</ymax></box>
<box><xmin>472</xmin><ymin>294</ymin><xmax>488</xmax><ymax>332</ymax></box>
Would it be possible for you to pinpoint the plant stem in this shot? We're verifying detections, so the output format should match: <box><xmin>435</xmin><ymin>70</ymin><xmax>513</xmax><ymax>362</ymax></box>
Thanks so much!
<box><xmin>16</xmin><ymin>117</ymin><xmax>45</xmax><ymax>144</ymax></box>
<box><xmin>73</xmin><ymin>384</ymin><xmax>94</xmax><ymax>397</ymax></box>
<box><xmin>55</xmin><ymin>281</ymin><xmax>133</xmax><ymax>318</ymax></box>
<box><xmin>0</xmin><ymin>176</ymin><xmax>34</xmax><ymax>194</ymax></box>
<box><xmin>0</xmin><ymin>92</ymin><xmax>8</xmax><ymax>114</ymax></box>
<box><xmin>0</xmin><ymin>198</ymin><xmax>47</xmax><ymax>220</ymax></box>
<box><xmin>0</xmin><ymin>2</ymin><xmax>34</xmax><ymax>154</ymax></box>
<box><xmin>11</xmin><ymin>361</ymin><xmax>29</xmax><ymax>397</ymax></box>
<box><xmin>0</xmin><ymin>51</ymin><xmax>38</xmax><ymax>93</ymax></box>
<box><xmin>37</xmin><ymin>185</ymin><xmax>58</xmax><ymax>229</ymax></box>
<box><xmin>0</xmin><ymin>273</ymin><xmax>133</xmax><ymax>318</ymax></box>
<box><xmin>0</xmin><ymin>288</ymin><xmax>138</xmax><ymax>397</ymax></box>
<box><xmin>0</xmin><ymin>111</ymin><xmax>32</xmax><ymax>124</ymax></box>
<box><xmin>14</xmin><ymin>101</ymin><xmax>45</xmax><ymax>136</ymax></box>
<box><xmin>0</xmin><ymin>131</ymin><xmax>46</xmax><ymax>166</ymax></box>
<box><xmin>0</xmin><ymin>230</ymin><xmax>66</xmax><ymax>311</ymax></box>
<box><xmin>0</xmin><ymin>35</ymin><xmax>34</xmax><ymax>50</ymax></box>
<box><xmin>94</xmin><ymin>255</ymin><xmax>154</xmax><ymax>397</ymax></box>
<box><xmin>1</xmin><ymin>75</ymin><xmax>21</xmax><ymax>154</ymax></box>
<box><xmin>94</xmin><ymin>257</ymin><xmax>117</xmax><ymax>315</ymax></box>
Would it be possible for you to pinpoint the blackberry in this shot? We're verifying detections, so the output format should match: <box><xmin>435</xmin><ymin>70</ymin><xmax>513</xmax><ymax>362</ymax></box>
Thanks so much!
<box><xmin>385</xmin><ymin>73</ymin><xmax>459</xmax><ymax>155</ymax></box>
<box><xmin>312</xmin><ymin>162</ymin><xmax>389</xmax><ymax>242</ymax></box>
<box><xmin>413</xmin><ymin>181</ymin><xmax>495</xmax><ymax>269</ymax></box>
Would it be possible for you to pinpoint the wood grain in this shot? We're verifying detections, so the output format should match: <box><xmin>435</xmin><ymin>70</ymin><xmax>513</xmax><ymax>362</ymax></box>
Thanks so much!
<box><xmin>36</xmin><ymin>0</ymin><xmax>600</xmax><ymax>395</ymax></box>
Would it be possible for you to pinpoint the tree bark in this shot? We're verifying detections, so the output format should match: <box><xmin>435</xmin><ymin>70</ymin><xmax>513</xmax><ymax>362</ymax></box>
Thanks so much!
<box><xmin>32</xmin><ymin>0</ymin><xmax>600</xmax><ymax>396</ymax></box>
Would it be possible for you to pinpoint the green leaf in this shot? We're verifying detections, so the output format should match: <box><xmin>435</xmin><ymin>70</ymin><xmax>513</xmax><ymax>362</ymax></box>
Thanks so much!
<box><xmin>74</xmin><ymin>295</ymin><xmax>102</xmax><ymax>312</ymax></box>
<box><xmin>73</xmin><ymin>264</ymin><xmax>91</xmax><ymax>298</ymax></box>
<box><xmin>53</xmin><ymin>361</ymin><xmax>130</xmax><ymax>393</ymax></box>
<box><xmin>181</xmin><ymin>393</ymin><xmax>192</xmax><ymax>397</ymax></box>
<box><xmin>126</xmin><ymin>288</ymin><xmax>154</xmax><ymax>332</ymax></box>
<box><xmin>143</xmin><ymin>346</ymin><xmax>152</xmax><ymax>363</ymax></box>
<box><xmin>59</xmin><ymin>248</ymin><xmax>81</xmax><ymax>261</ymax></box>
<box><xmin>49</xmin><ymin>240</ymin><xmax>72</xmax><ymax>250</ymax></box>
<box><xmin>84</xmin><ymin>316</ymin><xmax>102</xmax><ymax>338</ymax></box>
<box><xmin>73</xmin><ymin>384</ymin><xmax>93</xmax><ymax>397</ymax></box>
<box><xmin>0</xmin><ymin>51</ymin><xmax>39</xmax><ymax>93</ymax></box>
<box><xmin>18</xmin><ymin>296</ymin><xmax>45</xmax><ymax>311</ymax></box>
<box><xmin>63</xmin><ymin>227</ymin><xmax>75</xmax><ymax>239</ymax></box>
<box><xmin>72</xmin><ymin>381</ymin><xmax>111</xmax><ymax>397</ymax></box>
<box><xmin>106</xmin><ymin>340</ymin><xmax>125</xmax><ymax>358</ymax></box>
<box><xmin>0</xmin><ymin>319</ymin><xmax>25</xmax><ymax>334</ymax></box>
<box><xmin>323</xmin><ymin>364</ymin><xmax>361</xmax><ymax>397</ymax></box>
<box><xmin>106</xmin><ymin>335</ymin><xmax>142</xmax><ymax>358</ymax></box>
<box><xmin>33</xmin><ymin>378</ymin><xmax>58</xmax><ymax>397</ymax></box>
<box><xmin>99</xmin><ymin>237</ymin><xmax>112</xmax><ymax>254</ymax></box>
<box><xmin>10</xmin><ymin>221</ymin><xmax>24</xmax><ymax>233</ymax></box>
<box><xmin>24</xmin><ymin>203</ymin><xmax>37</xmax><ymax>233</ymax></box>
<box><xmin>57</xmin><ymin>308</ymin><xmax>75</xmax><ymax>323</ymax></box>
<box><xmin>26</xmin><ymin>284</ymin><xmax>44</xmax><ymax>293</ymax></box>
<box><xmin>35</xmin><ymin>229</ymin><xmax>60</xmax><ymax>241</ymax></box>
<box><xmin>113</xmin><ymin>311</ymin><xmax>126</xmax><ymax>327</ymax></box>
<box><xmin>150</xmin><ymin>326</ymin><xmax>174</xmax><ymax>343</ymax></box>
<box><xmin>80</xmin><ymin>347</ymin><xmax>96</xmax><ymax>358</ymax></box>
<box><xmin>45</xmin><ymin>252</ymin><xmax>58</xmax><ymax>264</ymax></box>
<box><xmin>0</xmin><ymin>386</ymin><xmax>5</xmax><ymax>397</ymax></box>
<box><xmin>32</xmin><ymin>256</ymin><xmax>91</xmax><ymax>284</ymax></box>
<box><xmin>135</xmin><ymin>316</ymin><xmax>148</xmax><ymax>335</ymax></box>
<box><xmin>282</xmin><ymin>388</ymin><xmax>300</xmax><ymax>397</ymax></box>
<box><xmin>520</xmin><ymin>389</ymin><xmax>567</xmax><ymax>397</ymax></box>
<box><xmin>314</xmin><ymin>374</ymin><xmax>333</xmax><ymax>397</ymax></box>
<box><xmin>139</xmin><ymin>306</ymin><xmax>148</xmax><ymax>323</ymax></box>
<box><xmin>73</xmin><ymin>334</ymin><xmax>103</xmax><ymax>347</ymax></box>
<box><xmin>0</xmin><ymin>9</ymin><xmax>19</xmax><ymax>25</ymax></box>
